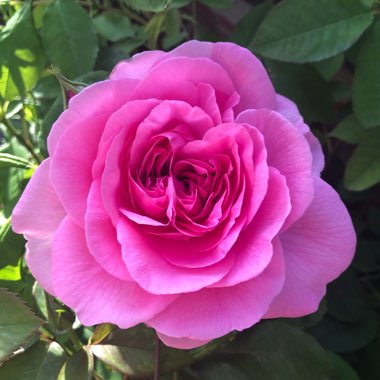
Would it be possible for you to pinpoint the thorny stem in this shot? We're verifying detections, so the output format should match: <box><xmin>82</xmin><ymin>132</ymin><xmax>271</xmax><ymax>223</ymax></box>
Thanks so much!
<box><xmin>154</xmin><ymin>334</ymin><xmax>161</xmax><ymax>380</ymax></box>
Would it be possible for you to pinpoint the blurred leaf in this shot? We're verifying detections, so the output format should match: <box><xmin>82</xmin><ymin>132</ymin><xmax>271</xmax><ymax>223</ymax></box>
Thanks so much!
<box><xmin>251</xmin><ymin>0</ymin><xmax>373</xmax><ymax>63</ymax></box>
<box><xmin>344</xmin><ymin>128</ymin><xmax>380</xmax><ymax>191</ymax></box>
<box><xmin>171</xmin><ymin>0</ymin><xmax>192</xmax><ymax>8</ymax></box>
<box><xmin>266</xmin><ymin>60</ymin><xmax>334</xmax><ymax>123</ymax></box>
<box><xmin>353</xmin><ymin>21</ymin><xmax>380</xmax><ymax>128</ymax></box>
<box><xmin>367</xmin><ymin>207</ymin><xmax>380</xmax><ymax>236</ymax></box>
<box><xmin>223</xmin><ymin>321</ymin><xmax>333</xmax><ymax>380</ymax></box>
<box><xmin>232</xmin><ymin>1</ymin><xmax>273</xmax><ymax>47</ymax></box>
<box><xmin>89</xmin><ymin>324</ymin><xmax>115</xmax><ymax>345</ymax></box>
<box><xmin>0</xmin><ymin>140</ymin><xmax>29</xmax><ymax>216</ymax></box>
<box><xmin>328</xmin><ymin>352</ymin><xmax>360</xmax><ymax>380</ymax></box>
<box><xmin>356</xmin><ymin>338</ymin><xmax>380</xmax><ymax>380</ymax></box>
<box><xmin>0</xmin><ymin>153</ymin><xmax>34</xmax><ymax>169</ymax></box>
<box><xmin>198</xmin><ymin>0</ymin><xmax>234</xmax><ymax>8</ymax></box>
<box><xmin>59</xmin><ymin>348</ymin><xmax>93</xmax><ymax>380</ymax></box>
<box><xmin>91</xmin><ymin>324</ymin><xmax>192</xmax><ymax>378</ymax></box>
<box><xmin>95</xmin><ymin>35</ymin><xmax>146</xmax><ymax>71</ymax></box>
<box><xmin>326</xmin><ymin>269</ymin><xmax>368</xmax><ymax>323</ymax></box>
<box><xmin>124</xmin><ymin>0</ymin><xmax>171</xmax><ymax>12</ymax></box>
<box><xmin>0</xmin><ymin>341</ymin><xmax>65</xmax><ymax>379</ymax></box>
<box><xmin>329</xmin><ymin>114</ymin><xmax>365</xmax><ymax>144</ymax></box>
<box><xmin>309</xmin><ymin>312</ymin><xmax>377</xmax><ymax>353</ymax></box>
<box><xmin>312</xmin><ymin>54</ymin><xmax>344</xmax><ymax>81</ymax></box>
<box><xmin>0</xmin><ymin>288</ymin><xmax>44</xmax><ymax>363</ymax></box>
<box><xmin>281</xmin><ymin>299</ymin><xmax>327</xmax><ymax>329</ymax></box>
<box><xmin>0</xmin><ymin>1</ymin><xmax>46</xmax><ymax>100</ymax></box>
<box><xmin>353</xmin><ymin>240</ymin><xmax>380</xmax><ymax>271</ymax></box>
<box><xmin>145</xmin><ymin>12</ymin><xmax>167</xmax><ymax>49</ymax></box>
<box><xmin>41</xmin><ymin>0</ymin><xmax>98</xmax><ymax>79</ymax></box>
<box><xmin>0</xmin><ymin>218</ymin><xmax>25</xmax><ymax>292</ymax></box>
<box><xmin>93</xmin><ymin>12</ymin><xmax>135</xmax><ymax>42</ymax></box>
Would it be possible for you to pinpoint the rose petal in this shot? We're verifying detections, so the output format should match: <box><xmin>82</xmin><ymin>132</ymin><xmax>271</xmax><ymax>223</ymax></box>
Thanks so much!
<box><xmin>164</xmin><ymin>40</ymin><xmax>277</xmax><ymax>113</ymax></box>
<box><xmin>236</xmin><ymin>109</ymin><xmax>313</xmax><ymax>230</ymax></box>
<box><xmin>265</xmin><ymin>177</ymin><xmax>356</xmax><ymax>318</ymax></box>
<box><xmin>156</xmin><ymin>332</ymin><xmax>210</xmax><ymax>349</ymax></box>
<box><xmin>48</xmin><ymin>79</ymin><xmax>138</xmax><ymax>156</ymax></box>
<box><xmin>25</xmin><ymin>237</ymin><xmax>55</xmax><ymax>295</ymax></box>
<box><xmin>117</xmin><ymin>218</ymin><xmax>235</xmax><ymax>295</ymax></box>
<box><xmin>85</xmin><ymin>181</ymin><xmax>132</xmax><ymax>281</ymax></box>
<box><xmin>147</xmin><ymin>239</ymin><xmax>284</xmax><ymax>341</ymax></box>
<box><xmin>51</xmin><ymin>216</ymin><xmax>176</xmax><ymax>327</ymax></box>
<box><xmin>276</xmin><ymin>94</ymin><xmax>324</xmax><ymax>175</ymax></box>
<box><xmin>110</xmin><ymin>50</ymin><xmax>165</xmax><ymax>80</ymax></box>
<box><xmin>12</xmin><ymin>159</ymin><xmax>66</xmax><ymax>237</ymax></box>
<box><xmin>211</xmin><ymin>167</ymin><xmax>291</xmax><ymax>287</ymax></box>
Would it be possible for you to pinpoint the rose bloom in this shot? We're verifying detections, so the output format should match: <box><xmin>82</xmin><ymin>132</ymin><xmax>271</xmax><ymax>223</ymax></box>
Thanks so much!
<box><xmin>12</xmin><ymin>41</ymin><xmax>355</xmax><ymax>349</ymax></box>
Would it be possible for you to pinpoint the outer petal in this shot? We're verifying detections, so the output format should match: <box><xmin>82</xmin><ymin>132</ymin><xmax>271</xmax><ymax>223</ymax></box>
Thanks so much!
<box><xmin>276</xmin><ymin>94</ymin><xmax>324</xmax><ymax>175</ymax></box>
<box><xmin>157</xmin><ymin>332</ymin><xmax>210</xmax><ymax>349</ymax></box>
<box><xmin>51</xmin><ymin>216</ymin><xmax>176</xmax><ymax>327</ymax></box>
<box><xmin>110</xmin><ymin>50</ymin><xmax>165</xmax><ymax>80</ymax></box>
<box><xmin>49</xmin><ymin>80</ymin><xmax>138</xmax><ymax>225</ymax></box>
<box><xmin>236</xmin><ymin>109</ymin><xmax>313</xmax><ymax>230</ymax></box>
<box><xmin>48</xmin><ymin>79</ymin><xmax>138</xmax><ymax>156</ymax></box>
<box><xmin>12</xmin><ymin>159</ymin><xmax>66</xmax><ymax>237</ymax></box>
<box><xmin>147</xmin><ymin>240</ymin><xmax>284</xmax><ymax>341</ymax></box>
<box><xmin>265</xmin><ymin>177</ymin><xmax>356</xmax><ymax>318</ymax></box>
<box><xmin>164</xmin><ymin>40</ymin><xmax>277</xmax><ymax>113</ymax></box>
<box><xmin>117</xmin><ymin>219</ymin><xmax>235</xmax><ymax>295</ymax></box>
<box><xmin>25</xmin><ymin>237</ymin><xmax>55</xmax><ymax>295</ymax></box>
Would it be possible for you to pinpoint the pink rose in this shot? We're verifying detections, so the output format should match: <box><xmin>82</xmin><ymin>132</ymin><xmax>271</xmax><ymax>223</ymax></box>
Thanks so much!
<box><xmin>12</xmin><ymin>41</ymin><xmax>356</xmax><ymax>349</ymax></box>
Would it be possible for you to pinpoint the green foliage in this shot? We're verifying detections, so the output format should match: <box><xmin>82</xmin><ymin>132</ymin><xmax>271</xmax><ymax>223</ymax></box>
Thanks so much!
<box><xmin>41</xmin><ymin>0</ymin><xmax>98</xmax><ymax>79</ymax></box>
<box><xmin>251</xmin><ymin>0</ymin><xmax>374</xmax><ymax>63</ymax></box>
<box><xmin>0</xmin><ymin>288</ymin><xmax>43</xmax><ymax>363</ymax></box>
<box><xmin>353</xmin><ymin>21</ymin><xmax>380</xmax><ymax>128</ymax></box>
<box><xmin>0</xmin><ymin>341</ymin><xmax>66</xmax><ymax>379</ymax></box>
<box><xmin>0</xmin><ymin>1</ymin><xmax>45</xmax><ymax>100</ymax></box>
<box><xmin>0</xmin><ymin>0</ymin><xmax>380</xmax><ymax>378</ymax></box>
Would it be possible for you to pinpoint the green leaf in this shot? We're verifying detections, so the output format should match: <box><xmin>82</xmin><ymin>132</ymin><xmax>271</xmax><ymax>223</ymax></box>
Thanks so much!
<box><xmin>224</xmin><ymin>321</ymin><xmax>332</xmax><ymax>380</ymax></box>
<box><xmin>353</xmin><ymin>21</ymin><xmax>380</xmax><ymax>128</ymax></box>
<box><xmin>326</xmin><ymin>269</ymin><xmax>368</xmax><ymax>323</ymax></box>
<box><xmin>232</xmin><ymin>1</ymin><xmax>273</xmax><ymax>47</ymax></box>
<box><xmin>312</xmin><ymin>54</ymin><xmax>344</xmax><ymax>81</ymax></box>
<box><xmin>37</xmin><ymin>95</ymin><xmax>63</xmax><ymax>157</ymax></box>
<box><xmin>91</xmin><ymin>324</ymin><xmax>192</xmax><ymax>378</ymax></box>
<box><xmin>0</xmin><ymin>153</ymin><xmax>35</xmax><ymax>170</ymax></box>
<box><xmin>124</xmin><ymin>0</ymin><xmax>171</xmax><ymax>12</ymax></box>
<box><xmin>251</xmin><ymin>0</ymin><xmax>373</xmax><ymax>63</ymax></box>
<box><xmin>309</xmin><ymin>312</ymin><xmax>378</xmax><ymax>353</ymax></box>
<box><xmin>356</xmin><ymin>338</ymin><xmax>380</xmax><ymax>380</ymax></box>
<box><xmin>0</xmin><ymin>341</ymin><xmax>65</xmax><ymax>379</ymax></box>
<box><xmin>329</xmin><ymin>114</ymin><xmax>365</xmax><ymax>144</ymax></box>
<box><xmin>0</xmin><ymin>1</ymin><xmax>46</xmax><ymax>100</ymax></box>
<box><xmin>265</xmin><ymin>60</ymin><xmax>334</xmax><ymax>123</ymax></box>
<box><xmin>0</xmin><ymin>288</ymin><xmax>44</xmax><ymax>363</ymax></box>
<box><xmin>59</xmin><ymin>348</ymin><xmax>93</xmax><ymax>380</ymax></box>
<box><xmin>41</xmin><ymin>0</ymin><xmax>98</xmax><ymax>79</ymax></box>
<box><xmin>93</xmin><ymin>11</ymin><xmax>135</xmax><ymax>42</ymax></box>
<box><xmin>198</xmin><ymin>0</ymin><xmax>234</xmax><ymax>9</ymax></box>
<box><xmin>344</xmin><ymin>128</ymin><xmax>380</xmax><ymax>191</ymax></box>
<box><xmin>328</xmin><ymin>352</ymin><xmax>360</xmax><ymax>380</ymax></box>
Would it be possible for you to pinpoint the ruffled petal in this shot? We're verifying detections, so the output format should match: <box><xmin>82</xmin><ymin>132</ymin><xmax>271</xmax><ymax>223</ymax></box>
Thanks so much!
<box><xmin>265</xmin><ymin>177</ymin><xmax>356</xmax><ymax>318</ymax></box>
<box><xmin>51</xmin><ymin>216</ymin><xmax>176</xmax><ymax>327</ymax></box>
<box><xmin>276</xmin><ymin>95</ymin><xmax>324</xmax><ymax>175</ymax></box>
<box><xmin>117</xmin><ymin>218</ymin><xmax>235</xmax><ymax>295</ymax></box>
<box><xmin>164</xmin><ymin>40</ymin><xmax>277</xmax><ymax>113</ymax></box>
<box><xmin>211</xmin><ymin>167</ymin><xmax>290</xmax><ymax>287</ymax></box>
<box><xmin>236</xmin><ymin>109</ymin><xmax>313</xmax><ymax>230</ymax></box>
<box><xmin>147</xmin><ymin>239</ymin><xmax>284</xmax><ymax>341</ymax></box>
<box><xmin>12</xmin><ymin>159</ymin><xmax>65</xmax><ymax>237</ymax></box>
